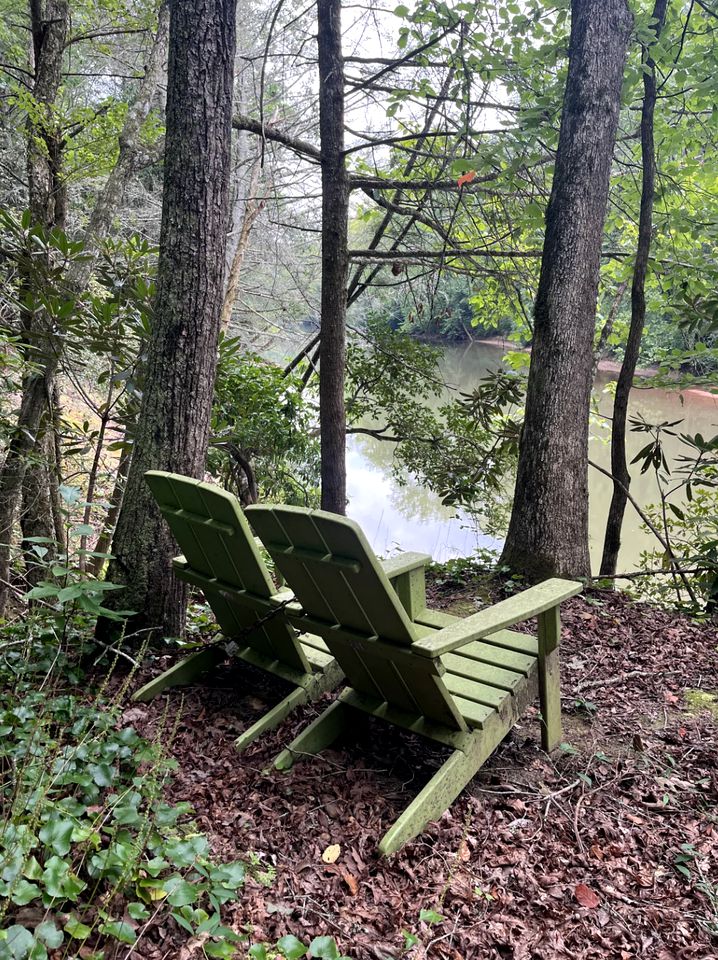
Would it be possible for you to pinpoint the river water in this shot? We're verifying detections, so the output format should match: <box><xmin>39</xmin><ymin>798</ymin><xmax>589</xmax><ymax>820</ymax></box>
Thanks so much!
<box><xmin>345</xmin><ymin>341</ymin><xmax>718</xmax><ymax>573</ymax></box>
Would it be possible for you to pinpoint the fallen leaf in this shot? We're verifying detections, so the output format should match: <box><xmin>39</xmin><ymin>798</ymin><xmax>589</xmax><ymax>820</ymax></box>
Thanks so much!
<box><xmin>321</xmin><ymin>843</ymin><xmax>341</xmax><ymax>864</ymax></box>
<box><xmin>457</xmin><ymin>170</ymin><xmax>476</xmax><ymax>187</ymax></box>
<box><xmin>341</xmin><ymin>871</ymin><xmax>359</xmax><ymax>895</ymax></box>
<box><xmin>457</xmin><ymin>839</ymin><xmax>470</xmax><ymax>862</ymax></box>
<box><xmin>574</xmin><ymin>883</ymin><xmax>600</xmax><ymax>909</ymax></box>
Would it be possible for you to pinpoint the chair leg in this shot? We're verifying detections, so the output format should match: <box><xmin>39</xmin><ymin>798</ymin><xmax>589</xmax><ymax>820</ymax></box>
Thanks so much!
<box><xmin>274</xmin><ymin>700</ymin><xmax>352</xmax><ymax>771</ymax></box>
<box><xmin>132</xmin><ymin>648</ymin><xmax>226</xmax><ymax>702</ymax></box>
<box><xmin>234</xmin><ymin>686</ymin><xmax>308</xmax><ymax>753</ymax></box>
<box><xmin>537</xmin><ymin>607</ymin><xmax>562</xmax><ymax>751</ymax></box>
<box><xmin>378</xmin><ymin>715</ymin><xmax>505</xmax><ymax>857</ymax></box>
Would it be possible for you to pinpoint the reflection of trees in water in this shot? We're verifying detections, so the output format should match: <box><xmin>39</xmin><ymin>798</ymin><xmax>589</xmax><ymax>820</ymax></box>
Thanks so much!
<box><xmin>350</xmin><ymin>433</ymin><xmax>455</xmax><ymax>524</ymax></box>
<box><xmin>348</xmin><ymin>427</ymin><xmax>513</xmax><ymax>538</ymax></box>
<box><xmin>350</xmin><ymin>341</ymin><xmax>718</xmax><ymax>568</ymax></box>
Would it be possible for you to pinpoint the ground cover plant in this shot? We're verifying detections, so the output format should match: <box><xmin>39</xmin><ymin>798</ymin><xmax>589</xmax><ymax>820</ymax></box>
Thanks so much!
<box><xmin>0</xmin><ymin>546</ymin><xmax>344</xmax><ymax>959</ymax></box>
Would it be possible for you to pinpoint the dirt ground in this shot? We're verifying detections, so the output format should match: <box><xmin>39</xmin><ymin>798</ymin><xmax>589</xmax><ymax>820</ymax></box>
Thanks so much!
<box><xmin>123</xmin><ymin>579</ymin><xmax>718</xmax><ymax>960</ymax></box>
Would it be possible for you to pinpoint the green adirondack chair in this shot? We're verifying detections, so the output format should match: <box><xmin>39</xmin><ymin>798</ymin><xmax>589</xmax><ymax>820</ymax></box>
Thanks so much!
<box><xmin>133</xmin><ymin>471</ymin><xmax>347</xmax><ymax>751</ymax></box>
<box><xmin>245</xmin><ymin>504</ymin><xmax>582</xmax><ymax>855</ymax></box>
<box><xmin>135</xmin><ymin>472</ymin><xmax>432</xmax><ymax>754</ymax></box>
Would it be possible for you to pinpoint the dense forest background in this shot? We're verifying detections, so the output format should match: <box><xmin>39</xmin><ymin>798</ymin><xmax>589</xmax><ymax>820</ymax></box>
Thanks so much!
<box><xmin>1</xmin><ymin>1</ymin><xmax>718</xmax><ymax>954</ymax></box>
<box><xmin>3</xmin><ymin>0</ymin><xmax>718</xmax><ymax>627</ymax></box>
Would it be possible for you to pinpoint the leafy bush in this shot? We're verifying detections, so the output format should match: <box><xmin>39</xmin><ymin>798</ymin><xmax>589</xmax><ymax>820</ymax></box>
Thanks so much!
<box><xmin>210</xmin><ymin>339</ymin><xmax>320</xmax><ymax>507</ymax></box>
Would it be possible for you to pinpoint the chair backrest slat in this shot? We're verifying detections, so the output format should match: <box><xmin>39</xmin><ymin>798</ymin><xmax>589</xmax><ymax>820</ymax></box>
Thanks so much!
<box><xmin>145</xmin><ymin>472</ymin><xmax>308</xmax><ymax>673</ymax></box>
<box><xmin>247</xmin><ymin>505</ymin><xmax>467</xmax><ymax>731</ymax></box>
<box><xmin>247</xmin><ymin>505</ymin><xmax>417</xmax><ymax>643</ymax></box>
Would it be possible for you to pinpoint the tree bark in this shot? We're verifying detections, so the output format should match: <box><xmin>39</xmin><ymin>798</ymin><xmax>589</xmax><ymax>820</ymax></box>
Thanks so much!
<box><xmin>600</xmin><ymin>0</ymin><xmax>669</xmax><ymax>576</ymax></box>
<box><xmin>98</xmin><ymin>0</ymin><xmax>236</xmax><ymax>639</ymax></box>
<box><xmin>0</xmin><ymin>359</ymin><xmax>60</xmax><ymax>610</ymax></box>
<box><xmin>89</xmin><ymin>440</ymin><xmax>131</xmax><ymax>578</ymax></box>
<box><xmin>500</xmin><ymin>0</ymin><xmax>633</xmax><ymax>580</ymax></box>
<box><xmin>0</xmin><ymin>0</ymin><xmax>69</xmax><ymax>615</ymax></box>
<box><xmin>317</xmin><ymin>0</ymin><xmax>349</xmax><ymax>513</ymax></box>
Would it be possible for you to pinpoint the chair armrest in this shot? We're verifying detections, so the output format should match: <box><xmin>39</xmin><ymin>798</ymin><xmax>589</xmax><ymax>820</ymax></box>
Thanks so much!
<box><xmin>381</xmin><ymin>552</ymin><xmax>431</xmax><ymax>580</ymax></box>
<box><xmin>382</xmin><ymin>552</ymin><xmax>431</xmax><ymax>620</ymax></box>
<box><xmin>412</xmin><ymin>578</ymin><xmax>582</xmax><ymax>658</ymax></box>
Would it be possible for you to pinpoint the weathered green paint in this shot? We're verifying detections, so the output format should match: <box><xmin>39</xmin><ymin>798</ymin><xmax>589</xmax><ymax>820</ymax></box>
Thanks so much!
<box><xmin>274</xmin><ymin>699</ymin><xmax>353</xmax><ymax>770</ymax></box>
<box><xmin>246</xmin><ymin>503</ymin><xmax>580</xmax><ymax>855</ymax></box>
<box><xmin>537</xmin><ymin>606</ymin><xmax>562</xmax><ymax>750</ymax></box>
<box><xmin>234</xmin><ymin>687</ymin><xmax>309</xmax><ymax>753</ymax></box>
<box><xmin>136</xmin><ymin>472</ymin><xmax>344</xmax><ymax>749</ymax></box>
<box><xmin>412</xmin><ymin>578</ymin><xmax>582</xmax><ymax>658</ymax></box>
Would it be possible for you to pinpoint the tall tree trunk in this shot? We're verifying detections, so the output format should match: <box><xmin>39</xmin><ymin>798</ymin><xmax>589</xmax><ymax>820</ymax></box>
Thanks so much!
<box><xmin>0</xmin><ymin>0</ymin><xmax>68</xmax><ymax>615</ymax></box>
<box><xmin>600</xmin><ymin>0</ymin><xmax>669</xmax><ymax>576</ymax></box>
<box><xmin>500</xmin><ymin>0</ymin><xmax>633</xmax><ymax>580</ymax></box>
<box><xmin>98</xmin><ymin>0</ymin><xmax>236</xmax><ymax>640</ymax></box>
<box><xmin>0</xmin><ymin>360</ymin><xmax>60</xmax><ymax>609</ymax></box>
<box><xmin>317</xmin><ymin>0</ymin><xmax>349</xmax><ymax>513</ymax></box>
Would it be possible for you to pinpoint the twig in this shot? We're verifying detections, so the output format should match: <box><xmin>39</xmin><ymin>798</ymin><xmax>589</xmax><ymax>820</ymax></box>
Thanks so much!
<box><xmin>91</xmin><ymin>638</ymin><xmax>139</xmax><ymax>668</ymax></box>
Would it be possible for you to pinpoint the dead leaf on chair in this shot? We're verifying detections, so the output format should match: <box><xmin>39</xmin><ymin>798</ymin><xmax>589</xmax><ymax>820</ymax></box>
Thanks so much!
<box><xmin>321</xmin><ymin>843</ymin><xmax>341</xmax><ymax>864</ymax></box>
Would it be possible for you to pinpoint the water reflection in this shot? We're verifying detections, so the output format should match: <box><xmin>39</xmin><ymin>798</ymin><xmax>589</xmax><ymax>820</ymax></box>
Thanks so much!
<box><xmin>346</xmin><ymin>341</ymin><xmax>718</xmax><ymax>572</ymax></box>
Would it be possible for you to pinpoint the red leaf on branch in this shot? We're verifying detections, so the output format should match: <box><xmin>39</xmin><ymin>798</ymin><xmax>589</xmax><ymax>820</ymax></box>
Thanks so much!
<box><xmin>457</xmin><ymin>170</ymin><xmax>477</xmax><ymax>187</ymax></box>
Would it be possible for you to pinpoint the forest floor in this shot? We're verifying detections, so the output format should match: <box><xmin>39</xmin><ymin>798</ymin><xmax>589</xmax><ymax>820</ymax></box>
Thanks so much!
<box><xmin>120</xmin><ymin>575</ymin><xmax>718</xmax><ymax>960</ymax></box>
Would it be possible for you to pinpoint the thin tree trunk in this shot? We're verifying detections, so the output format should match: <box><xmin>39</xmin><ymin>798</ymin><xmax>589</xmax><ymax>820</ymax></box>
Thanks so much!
<box><xmin>72</xmin><ymin>2</ymin><xmax>170</xmax><ymax>286</ymax></box>
<box><xmin>500</xmin><ymin>0</ymin><xmax>633</xmax><ymax>580</ymax></box>
<box><xmin>593</xmin><ymin>279</ymin><xmax>628</xmax><ymax>377</ymax></box>
<box><xmin>78</xmin><ymin>371</ymin><xmax>115</xmax><ymax>572</ymax></box>
<box><xmin>600</xmin><ymin>0</ymin><xmax>669</xmax><ymax>576</ymax></box>
<box><xmin>318</xmin><ymin>0</ymin><xmax>349</xmax><ymax>513</ymax></box>
<box><xmin>89</xmin><ymin>441</ymin><xmax>131</xmax><ymax>578</ymax></box>
<box><xmin>220</xmin><ymin>156</ymin><xmax>268</xmax><ymax>331</ymax></box>
<box><xmin>98</xmin><ymin>0</ymin><xmax>236</xmax><ymax>640</ymax></box>
<box><xmin>0</xmin><ymin>359</ymin><xmax>59</xmax><ymax>611</ymax></box>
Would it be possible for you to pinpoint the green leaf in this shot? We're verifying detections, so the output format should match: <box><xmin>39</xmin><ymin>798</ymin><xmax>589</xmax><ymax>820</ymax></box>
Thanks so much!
<box><xmin>99</xmin><ymin>921</ymin><xmax>137</xmax><ymax>945</ymax></box>
<box><xmin>42</xmin><ymin>856</ymin><xmax>85</xmax><ymax>901</ymax></box>
<box><xmin>164</xmin><ymin>835</ymin><xmax>209</xmax><ymax>867</ymax></box>
<box><xmin>419</xmin><ymin>908</ymin><xmax>444</xmax><ymax>925</ymax></box>
<box><xmin>211</xmin><ymin>861</ymin><xmax>245</xmax><ymax>889</ymax></box>
<box><xmin>248</xmin><ymin>946</ymin><xmax>268</xmax><ymax>960</ymax></box>
<box><xmin>3</xmin><ymin>925</ymin><xmax>35</xmax><ymax>959</ymax></box>
<box><xmin>164</xmin><ymin>877</ymin><xmax>199</xmax><ymax>907</ymax></box>
<box><xmin>70</xmin><ymin>524</ymin><xmax>95</xmax><ymax>537</ymax></box>
<box><xmin>63</xmin><ymin>917</ymin><xmax>92</xmax><ymax>940</ymax></box>
<box><xmin>39</xmin><ymin>818</ymin><xmax>74</xmax><ymax>856</ymax></box>
<box><xmin>308</xmin><ymin>936</ymin><xmax>340</xmax><ymax>959</ymax></box>
<box><xmin>127</xmin><ymin>902</ymin><xmax>150</xmax><ymax>920</ymax></box>
<box><xmin>203</xmin><ymin>943</ymin><xmax>237</xmax><ymax>959</ymax></box>
<box><xmin>276</xmin><ymin>935</ymin><xmax>308</xmax><ymax>959</ymax></box>
<box><xmin>10</xmin><ymin>879</ymin><xmax>40</xmax><ymax>906</ymax></box>
<box><xmin>88</xmin><ymin>762</ymin><xmax>115</xmax><ymax>787</ymax></box>
<box><xmin>34</xmin><ymin>923</ymin><xmax>62</xmax><ymax>950</ymax></box>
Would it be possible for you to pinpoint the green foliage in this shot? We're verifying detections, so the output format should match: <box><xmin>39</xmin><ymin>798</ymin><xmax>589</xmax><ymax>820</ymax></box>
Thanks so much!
<box><xmin>0</xmin><ymin>646</ymin><xmax>251</xmax><ymax>959</ymax></box>
<box><xmin>622</xmin><ymin>416</ymin><xmax>718</xmax><ymax>612</ymax></box>
<box><xmin>346</xmin><ymin>319</ymin><xmax>522</xmax><ymax>527</ymax></box>
<box><xmin>210</xmin><ymin>339</ymin><xmax>320</xmax><ymax>507</ymax></box>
